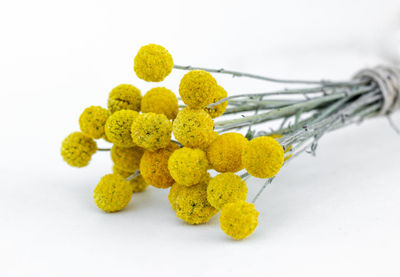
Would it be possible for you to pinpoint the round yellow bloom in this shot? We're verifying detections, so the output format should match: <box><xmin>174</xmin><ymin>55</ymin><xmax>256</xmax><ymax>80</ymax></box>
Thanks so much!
<box><xmin>111</xmin><ymin>145</ymin><xmax>143</xmax><ymax>172</ymax></box>
<box><xmin>93</xmin><ymin>173</ymin><xmax>133</xmax><ymax>212</ymax></box>
<box><xmin>113</xmin><ymin>166</ymin><xmax>148</xmax><ymax>193</ymax></box>
<box><xmin>207</xmin><ymin>173</ymin><xmax>248</xmax><ymax>209</ymax></box>
<box><xmin>134</xmin><ymin>44</ymin><xmax>173</xmax><ymax>82</ymax></box>
<box><xmin>79</xmin><ymin>106</ymin><xmax>109</xmax><ymax>139</ymax></box>
<box><xmin>61</xmin><ymin>132</ymin><xmax>97</xmax><ymax>167</ymax></box>
<box><xmin>179</xmin><ymin>70</ymin><xmax>218</xmax><ymax>108</ymax></box>
<box><xmin>131</xmin><ymin>113</ymin><xmax>172</xmax><ymax>151</ymax></box>
<box><xmin>206</xmin><ymin>132</ymin><xmax>248</xmax><ymax>173</ymax></box>
<box><xmin>108</xmin><ymin>84</ymin><xmax>142</xmax><ymax>114</ymax></box>
<box><xmin>242</xmin><ymin>136</ymin><xmax>284</xmax><ymax>178</ymax></box>
<box><xmin>174</xmin><ymin>177</ymin><xmax>218</xmax><ymax>224</ymax></box>
<box><xmin>172</xmin><ymin>108</ymin><xmax>214</xmax><ymax>148</ymax></box>
<box><xmin>168</xmin><ymin>147</ymin><xmax>209</xmax><ymax>186</ymax></box>
<box><xmin>141</xmin><ymin>87</ymin><xmax>178</xmax><ymax>119</ymax></box>
<box><xmin>140</xmin><ymin>143</ymin><xmax>179</xmax><ymax>189</ymax></box>
<box><xmin>219</xmin><ymin>200</ymin><xmax>259</xmax><ymax>240</ymax></box>
<box><xmin>105</xmin><ymin>110</ymin><xmax>138</xmax><ymax>147</ymax></box>
<box><xmin>168</xmin><ymin>182</ymin><xmax>182</xmax><ymax>211</ymax></box>
<box><xmin>204</xmin><ymin>85</ymin><xmax>228</xmax><ymax>118</ymax></box>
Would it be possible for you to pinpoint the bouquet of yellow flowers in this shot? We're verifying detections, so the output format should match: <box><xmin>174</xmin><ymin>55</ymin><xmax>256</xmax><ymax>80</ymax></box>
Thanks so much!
<box><xmin>61</xmin><ymin>44</ymin><xmax>400</xmax><ymax>240</ymax></box>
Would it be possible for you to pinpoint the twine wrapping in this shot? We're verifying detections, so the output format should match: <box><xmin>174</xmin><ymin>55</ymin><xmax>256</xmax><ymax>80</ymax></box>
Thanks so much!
<box><xmin>354</xmin><ymin>66</ymin><xmax>400</xmax><ymax>115</ymax></box>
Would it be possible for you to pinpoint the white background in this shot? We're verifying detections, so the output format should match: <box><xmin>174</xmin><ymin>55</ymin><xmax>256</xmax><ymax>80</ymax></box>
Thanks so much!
<box><xmin>1</xmin><ymin>0</ymin><xmax>400</xmax><ymax>276</ymax></box>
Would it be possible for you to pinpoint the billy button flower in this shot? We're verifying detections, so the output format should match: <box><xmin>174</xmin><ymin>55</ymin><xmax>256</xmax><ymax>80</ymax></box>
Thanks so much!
<box><xmin>111</xmin><ymin>145</ymin><xmax>143</xmax><ymax>172</ymax></box>
<box><xmin>131</xmin><ymin>112</ymin><xmax>172</xmax><ymax>151</ymax></box>
<box><xmin>93</xmin><ymin>173</ymin><xmax>133</xmax><ymax>212</ymax></box>
<box><xmin>219</xmin><ymin>200</ymin><xmax>259</xmax><ymax>240</ymax></box>
<box><xmin>242</xmin><ymin>136</ymin><xmax>284</xmax><ymax>179</ymax></box>
<box><xmin>79</xmin><ymin>106</ymin><xmax>109</xmax><ymax>139</ymax></box>
<box><xmin>108</xmin><ymin>84</ymin><xmax>142</xmax><ymax>114</ymax></box>
<box><xmin>207</xmin><ymin>173</ymin><xmax>248</xmax><ymax>210</ymax></box>
<box><xmin>139</xmin><ymin>142</ymin><xmax>179</xmax><ymax>189</ymax></box>
<box><xmin>204</xmin><ymin>85</ymin><xmax>228</xmax><ymax>118</ymax></box>
<box><xmin>105</xmin><ymin>110</ymin><xmax>138</xmax><ymax>147</ymax></box>
<box><xmin>113</xmin><ymin>165</ymin><xmax>148</xmax><ymax>193</ymax></box>
<box><xmin>61</xmin><ymin>132</ymin><xmax>97</xmax><ymax>168</ymax></box>
<box><xmin>134</xmin><ymin>44</ymin><xmax>173</xmax><ymax>82</ymax></box>
<box><xmin>168</xmin><ymin>147</ymin><xmax>209</xmax><ymax>187</ymax></box>
<box><xmin>179</xmin><ymin>70</ymin><xmax>218</xmax><ymax>108</ymax></box>
<box><xmin>172</xmin><ymin>107</ymin><xmax>214</xmax><ymax>149</ymax></box>
<box><xmin>206</xmin><ymin>132</ymin><xmax>248</xmax><ymax>173</ymax></box>
<box><xmin>141</xmin><ymin>87</ymin><xmax>179</xmax><ymax>120</ymax></box>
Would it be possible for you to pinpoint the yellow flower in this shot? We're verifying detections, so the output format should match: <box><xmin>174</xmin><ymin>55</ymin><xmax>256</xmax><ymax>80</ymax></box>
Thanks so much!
<box><xmin>179</xmin><ymin>70</ymin><xmax>218</xmax><ymax>108</ymax></box>
<box><xmin>111</xmin><ymin>145</ymin><xmax>143</xmax><ymax>172</ymax></box>
<box><xmin>113</xmin><ymin>166</ymin><xmax>148</xmax><ymax>193</ymax></box>
<box><xmin>242</xmin><ymin>136</ymin><xmax>284</xmax><ymax>178</ymax></box>
<box><xmin>219</xmin><ymin>200</ymin><xmax>259</xmax><ymax>240</ymax></box>
<box><xmin>139</xmin><ymin>143</ymin><xmax>179</xmax><ymax>189</ymax></box>
<box><xmin>206</xmin><ymin>132</ymin><xmax>248</xmax><ymax>173</ymax></box>
<box><xmin>141</xmin><ymin>87</ymin><xmax>178</xmax><ymax>120</ymax></box>
<box><xmin>173</xmin><ymin>176</ymin><xmax>218</xmax><ymax>224</ymax></box>
<box><xmin>168</xmin><ymin>182</ymin><xmax>181</xmax><ymax>211</ymax></box>
<box><xmin>79</xmin><ymin>106</ymin><xmax>109</xmax><ymax>139</ymax></box>
<box><xmin>204</xmin><ymin>85</ymin><xmax>228</xmax><ymax>118</ymax></box>
<box><xmin>105</xmin><ymin>110</ymin><xmax>138</xmax><ymax>147</ymax></box>
<box><xmin>172</xmin><ymin>107</ymin><xmax>214</xmax><ymax>148</ymax></box>
<box><xmin>207</xmin><ymin>173</ymin><xmax>248</xmax><ymax>209</ymax></box>
<box><xmin>108</xmin><ymin>84</ymin><xmax>142</xmax><ymax>114</ymax></box>
<box><xmin>168</xmin><ymin>147</ymin><xmax>209</xmax><ymax>187</ymax></box>
<box><xmin>134</xmin><ymin>44</ymin><xmax>173</xmax><ymax>82</ymax></box>
<box><xmin>131</xmin><ymin>112</ymin><xmax>172</xmax><ymax>151</ymax></box>
<box><xmin>61</xmin><ymin>132</ymin><xmax>97</xmax><ymax>167</ymax></box>
<box><xmin>93</xmin><ymin>173</ymin><xmax>133</xmax><ymax>212</ymax></box>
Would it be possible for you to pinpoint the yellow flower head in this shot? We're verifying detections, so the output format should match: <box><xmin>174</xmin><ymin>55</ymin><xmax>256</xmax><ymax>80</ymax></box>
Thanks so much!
<box><xmin>204</xmin><ymin>85</ymin><xmax>228</xmax><ymax>118</ymax></box>
<box><xmin>105</xmin><ymin>110</ymin><xmax>138</xmax><ymax>147</ymax></box>
<box><xmin>93</xmin><ymin>173</ymin><xmax>133</xmax><ymax>212</ymax></box>
<box><xmin>61</xmin><ymin>132</ymin><xmax>97</xmax><ymax>167</ymax></box>
<box><xmin>219</xmin><ymin>200</ymin><xmax>259</xmax><ymax>240</ymax></box>
<box><xmin>139</xmin><ymin>143</ymin><xmax>179</xmax><ymax>189</ymax></box>
<box><xmin>113</xmin><ymin>165</ymin><xmax>148</xmax><ymax>193</ymax></box>
<box><xmin>168</xmin><ymin>147</ymin><xmax>209</xmax><ymax>187</ymax></box>
<box><xmin>111</xmin><ymin>145</ymin><xmax>143</xmax><ymax>172</ymax></box>
<box><xmin>207</xmin><ymin>173</ymin><xmax>248</xmax><ymax>209</ymax></box>
<box><xmin>134</xmin><ymin>44</ymin><xmax>173</xmax><ymax>82</ymax></box>
<box><xmin>172</xmin><ymin>107</ymin><xmax>214</xmax><ymax>148</ymax></box>
<box><xmin>141</xmin><ymin>87</ymin><xmax>179</xmax><ymax>120</ymax></box>
<box><xmin>179</xmin><ymin>70</ymin><xmax>218</xmax><ymax>108</ymax></box>
<box><xmin>173</xmin><ymin>176</ymin><xmax>218</xmax><ymax>224</ymax></box>
<box><xmin>168</xmin><ymin>182</ymin><xmax>181</xmax><ymax>211</ymax></box>
<box><xmin>108</xmin><ymin>84</ymin><xmax>142</xmax><ymax>114</ymax></box>
<box><xmin>79</xmin><ymin>106</ymin><xmax>109</xmax><ymax>139</ymax></box>
<box><xmin>131</xmin><ymin>112</ymin><xmax>172</xmax><ymax>151</ymax></box>
<box><xmin>242</xmin><ymin>136</ymin><xmax>284</xmax><ymax>178</ymax></box>
<box><xmin>206</xmin><ymin>132</ymin><xmax>248</xmax><ymax>173</ymax></box>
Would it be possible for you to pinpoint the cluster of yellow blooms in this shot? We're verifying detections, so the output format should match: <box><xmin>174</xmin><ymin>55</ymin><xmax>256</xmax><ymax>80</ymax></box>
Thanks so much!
<box><xmin>61</xmin><ymin>44</ymin><xmax>285</xmax><ymax>240</ymax></box>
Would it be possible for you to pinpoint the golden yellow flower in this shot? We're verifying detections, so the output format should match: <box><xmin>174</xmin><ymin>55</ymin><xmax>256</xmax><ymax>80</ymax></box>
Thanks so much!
<box><xmin>111</xmin><ymin>145</ymin><xmax>143</xmax><ymax>172</ymax></box>
<box><xmin>172</xmin><ymin>107</ymin><xmax>214</xmax><ymax>148</ymax></box>
<box><xmin>141</xmin><ymin>87</ymin><xmax>178</xmax><ymax>120</ymax></box>
<box><xmin>134</xmin><ymin>44</ymin><xmax>173</xmax><ymax>82</ymax></box>
<box><xmin>204</xmin><ymin>85</ymin><xmax>228</xmax><ymax>118</ymax></box>
<box><xmin>168</xmin><ymin>182</ymin><xmax>182</xmax><ymax>212</ymax></box>
<box><xmin>206</xmin><ymin>132</ymin><xmax>248</xmax><ymax>173</ymax></box>
<box><xmin>131</xmin><ymin>112</ymin><xmax>172</xmax><ymax>151</ymax></box>
<box><xmin>93</xmin><ymin>173</ymin><xmax>133</xmax><ymax>212</ymax></box>
<box><xmin>242</xmin><ymin>136</ymin><xmax>284</xmax><ymax>178</ymax></box>
<box><xmin>105</xmin><ymin>110</ymin><xmax>138</xmax><ymax>147</ymax></box>
<box><xmin>139</xmin><ymin>143</ymin><xmax>179</xmax><ymax>189</ymax></box>
<box><xmin>113</xmin><ymin>165</ymin><xmax>148</xmax><ymax>193</ymax></box>
<box><xmin>168</xmin><ymin>147</ymin><xmax>209</xmax><ymax>187</ymax></box>
<box><xmin>108</xmin><ymin>84</ymin><xmax>142</xmax><ymax>114</ymax></box>
<box><xmin>219</xmin><ymin>200</ymin><xmax>259</xmax><ymax>240</ymax></box>
<box><xmin>61</xmin><ymin>132</ymin><xmax>97</xmax><ymax>167</ymax></box>
<box><xmin>79</xmin><ymin>106</ymin><xmax>109</xmax><ymax>139</ymax></box>
<box><xmin>179</xmin><ymin>70</ymin><xmax>218</xmax><ymax>108</ymax></box>
<box><xmin>207</xmin><ymin>173</ymin><xmax>248</xmax><ymax>209</ymax></box>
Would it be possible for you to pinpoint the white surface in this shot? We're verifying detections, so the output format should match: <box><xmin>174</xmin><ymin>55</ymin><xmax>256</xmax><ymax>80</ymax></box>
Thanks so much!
<box><xmin>1</xmin><ymin>0</ymin><xmax>400</xmax><ymax>276</ymax></box>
